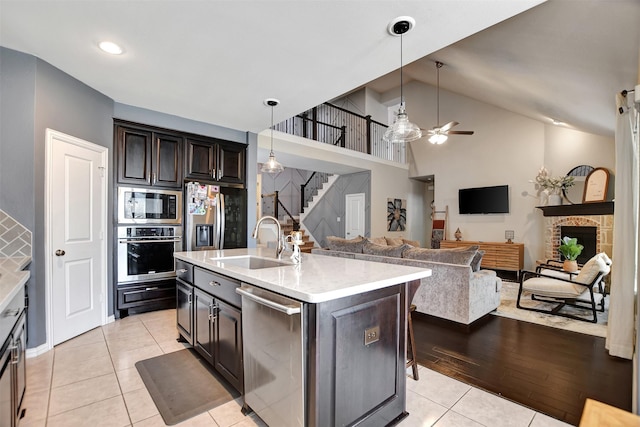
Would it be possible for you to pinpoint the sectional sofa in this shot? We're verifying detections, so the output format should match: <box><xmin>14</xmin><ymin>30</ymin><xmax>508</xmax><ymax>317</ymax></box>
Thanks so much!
<box><xmin>312</xmin><ymin>236</ymin><xmax>502</xmax><ymax>325</ymax></box>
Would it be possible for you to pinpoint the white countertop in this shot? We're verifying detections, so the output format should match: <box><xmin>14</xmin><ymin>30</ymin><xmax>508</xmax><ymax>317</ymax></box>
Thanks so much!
<box><xmin>174</xmin><ymin>248</ymin><xmax>431</xmax><ymax>303</ymax></box>
<box><xmin>0</xmin><ymin>257</ymin><xmax>31</xmax><ymax>313</ymax></box>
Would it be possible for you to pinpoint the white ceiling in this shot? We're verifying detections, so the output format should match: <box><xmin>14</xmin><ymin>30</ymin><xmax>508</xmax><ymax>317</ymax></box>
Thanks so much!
<box><xmin>0</xmin><ymin>0</ymin><xmax>638</xmax><ymax>139</ymax></box>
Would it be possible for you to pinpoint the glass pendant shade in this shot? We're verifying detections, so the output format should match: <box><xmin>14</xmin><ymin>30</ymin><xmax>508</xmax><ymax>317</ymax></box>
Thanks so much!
<box><xmin>261</xmin><ymin>98</ymin><xmax>284</xmax><ymax>174</ymax></box>
<box><xmin>260</xmin><ymin>151</ymin><xmax>284</xmax><ymax>173</ymax></box>
<box><xmin>428</xmin><ymin>133</ymin><xmax>448</xmax><ymax>145</ymax></box>
<box><xmin>383</xmin><ymin>106</ymin><xmax>422</xmax><ymax>144</ymax></box>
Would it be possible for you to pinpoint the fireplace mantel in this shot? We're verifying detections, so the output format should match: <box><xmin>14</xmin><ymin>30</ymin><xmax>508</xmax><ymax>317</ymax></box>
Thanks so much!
<box><xmin>536</xmin><ymin>202</ymin><xmax>614</xmax><ymax>217</ymax></box>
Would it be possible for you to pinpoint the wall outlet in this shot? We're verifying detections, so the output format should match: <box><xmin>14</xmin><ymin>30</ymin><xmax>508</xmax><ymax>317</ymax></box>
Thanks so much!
<box><xmin>337</xmin><ymin>217</ymin><xmax>341</xmax><ymax>222</ymax></box>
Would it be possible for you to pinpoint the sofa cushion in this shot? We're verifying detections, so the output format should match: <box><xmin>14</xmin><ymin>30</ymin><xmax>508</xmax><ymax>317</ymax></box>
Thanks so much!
<box><xmin>575</xmin><ymin>254</ymin><xmax>608</xmax><ymax>284</ymax></box>
<box><xmin>385</xmin><ymin>236</ymin><xmax>404</xmax><ymax>246</ymax></box>
<box><xmin>402</xmin><ymin>247</ymin><xmax>477</xmax><ymax>266</ymax></box>
<box><xmin>363</xmin><ymin>241</ymin><xmax>410</xmax><ymax>258</ymax></box>
<box><xmin>368</xmin><ymin>236</ymin><xmax>388</xmax><ymax>246</ymax></box>
<box><xmin>326</xmin><ymin>235</ymin><xmax>365</xmax><ymax>253</ymax></box>
<box><xmin>402</xmin><ymin>238</ymin><xmax>420</xmax><ymax>247</ymax></box>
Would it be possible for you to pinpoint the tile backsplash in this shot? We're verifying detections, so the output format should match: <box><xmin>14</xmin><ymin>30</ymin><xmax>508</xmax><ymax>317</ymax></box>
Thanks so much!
<box><xmin>0</xmin><ymin>209</ymin><xmax>32</xmax><ymax>258</ymax></box>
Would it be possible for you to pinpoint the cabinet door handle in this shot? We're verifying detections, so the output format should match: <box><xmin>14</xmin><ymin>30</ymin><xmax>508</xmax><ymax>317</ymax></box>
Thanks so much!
<box><xmin>188</xmin><ymin>293</ymin><xmax>192</xmax><ymax>304</ymax></box>
<box><xmin>152</xmin><ymin>172</ymin><xmax>157</xmax><ymax>185</ymax></box>
<box><xmin>177</xmin><ymin>269</ymin><xmax>187</xmax><ymax>273</ymax></box>
<box><xmin>145</xmin><ymin>287</ymin><xmax>159</xmax><ymax>291</ymax></box>
<box><xmin>209</xmin><ymin>281</ymin><xmax>221</xmax><ymax>287</ymax></box>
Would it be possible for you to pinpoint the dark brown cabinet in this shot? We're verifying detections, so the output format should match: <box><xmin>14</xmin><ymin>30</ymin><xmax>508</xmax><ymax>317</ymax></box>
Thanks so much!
<box><xmin>213</xmin><ymin>299</ymin><xmax>242</xmax><ymax>390</ymax></box>
<box><xmin>193</xmin><ymin>288</ymin><xmax>215</xmax><ymax>364</ymax></box>
<box><xmin>185</xmin><ymin>138</ymin><xmax>246</xmax><ymax>185</ymax></box>
<box><xmin>185</xmin><ymin>138</ymin><xmax>216</xmax><ymax>181</ymax></box>
<box><xmin>217</xmin><ymin>141</ymin><xmax>245</xmax><ymax>184</ymax></box>
<box><xmin>116</xmin><ymin>123</ymin><xmax>183</xmax><ymax>189</ymax></box>
<box><xmin>176</xmin><ymin>262</ymin><xmax>243</xmax><ymax>393</ymax></box>
<box><xmin>176</xmin><ymin>279</ymin><xmax>193</xmax><ymax>344</ymax></box>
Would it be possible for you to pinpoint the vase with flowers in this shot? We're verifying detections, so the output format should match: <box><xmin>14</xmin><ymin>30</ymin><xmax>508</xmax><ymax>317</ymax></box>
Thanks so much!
<box><xmin>531</xmin><ymin>167</ymin><xmax>575</xmax><ymax>205</ymax></box>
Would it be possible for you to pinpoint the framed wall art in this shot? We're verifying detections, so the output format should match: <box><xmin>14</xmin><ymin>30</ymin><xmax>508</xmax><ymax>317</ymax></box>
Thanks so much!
<box><xmin>582</xmin><ymin>167</ymin><xmax>610</xmax><ymax>203</ymax></box>
<box><xmin>387</xmin><ymin>198</ymin><xmax>406</xmax><ymax>231</ymax></box>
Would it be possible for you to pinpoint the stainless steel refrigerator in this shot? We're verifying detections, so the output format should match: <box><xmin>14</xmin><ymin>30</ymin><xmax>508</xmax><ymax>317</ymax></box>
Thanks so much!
<box><xmin>185</xmin><ymin>182</ymin><xmax>247</xmax><ymax>250</ymax></box>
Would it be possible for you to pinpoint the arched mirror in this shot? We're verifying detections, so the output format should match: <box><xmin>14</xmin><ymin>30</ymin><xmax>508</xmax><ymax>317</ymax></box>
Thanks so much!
<box><xmin>563</xmin><ymin>165</ymin><xmax>594</xmax><ymax>204</ymax></box>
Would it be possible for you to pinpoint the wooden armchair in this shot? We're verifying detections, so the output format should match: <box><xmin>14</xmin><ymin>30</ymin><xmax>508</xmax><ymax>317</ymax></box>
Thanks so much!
<box><xmin>516</xmin><ymin>253</ymin><xmax>611</xmax><ymax>323</ymax></box>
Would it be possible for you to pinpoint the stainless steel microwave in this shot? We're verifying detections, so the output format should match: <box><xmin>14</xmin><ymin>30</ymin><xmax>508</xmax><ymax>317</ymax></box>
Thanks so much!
<box><xmin>118</xmin><ymin>187</ymin><xmax>182</xmax><ymax>224</ymax></box>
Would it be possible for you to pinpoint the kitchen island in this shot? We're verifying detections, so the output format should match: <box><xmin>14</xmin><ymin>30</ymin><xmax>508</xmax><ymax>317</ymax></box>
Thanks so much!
<box><xmin>174</xmin><ymin>248</ymin><xmax>431</xmax><ymax>427</ymax></box>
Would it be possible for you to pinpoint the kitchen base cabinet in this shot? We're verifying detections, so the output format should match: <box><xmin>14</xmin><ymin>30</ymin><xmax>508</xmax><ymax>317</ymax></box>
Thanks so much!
<box><xmin>175</xmin><ymin>262</ymin><xmax>243</xmax><ymax>393</ymax></box>
<box><xmin>176</xmin><ymin>279</ymin><xmax>193</xmax><ymax>345</ymax></box>
<box><xmin>213</xmin><ymin>299</ymin><xmax>243</xmax><ymax>392</ymax></box>
<box><xmin>194</xmin><ymin>288</ymin><xmax>215</xmax><ymax>365</ymax></box>
<box><xmin>308</xmin><ymin>285</ymin><xmax>406</xmax><ymax>426</ymax></box>
<box><xmin>116</xmin><ymin>279</ymin><xmax>176</xmax><ymax>319</ymax></box>
<box><xmin>1</xmin><ymin>288</ymin><xmax>26</xmax><ymax>427</ymax></box>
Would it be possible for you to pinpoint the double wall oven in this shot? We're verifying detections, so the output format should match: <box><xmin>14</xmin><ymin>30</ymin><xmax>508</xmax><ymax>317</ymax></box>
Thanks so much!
<box><xmin>116</xmin><ymin>187</ymin><xmax>183</xmax><ymax>317</ymax></box>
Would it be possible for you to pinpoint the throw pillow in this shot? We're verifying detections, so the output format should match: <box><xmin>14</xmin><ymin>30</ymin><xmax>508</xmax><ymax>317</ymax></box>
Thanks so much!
<box><xmin>385</xmin><ymin>236</ymin><xmax>404</xmax><ymax>246</ymax></box>
<box><xmin>326</xmin><ymin>235</ymin><xmax>365</xmax><ymax>253</ymax></box>
<box><xmin>470</xmin><ymin>250</ymin><xmax>485</xmax><ymax>272</ymax></box>
<box><xmin>402</xmin><ymin>247</ymin><xmax>477</xmax><ymax>266</ymax></box>
<box><xmin>402</xmin><ymin>238</ymin><xmax>420</xmax><ymax>247</ymax></box>
<box><xmin>368</xmin><ymin>236</ymin><xmax>388</xmax><ymax>246</ymax></box>
<box><xmin>363</xmin><ymin>242</ymin><xmax>410</xmax><ymax>258</ymax></box>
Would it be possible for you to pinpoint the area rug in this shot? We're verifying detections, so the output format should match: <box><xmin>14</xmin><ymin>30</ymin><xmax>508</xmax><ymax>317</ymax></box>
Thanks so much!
<box><xmin>135</xmin><ymin>348</ymin><xmax>240</xmax><ymax>425</ymax></box>
<box><xmin>492</xmin><ymin>280</ymin><xmax>608</xmax><ymax>338</ymax></box>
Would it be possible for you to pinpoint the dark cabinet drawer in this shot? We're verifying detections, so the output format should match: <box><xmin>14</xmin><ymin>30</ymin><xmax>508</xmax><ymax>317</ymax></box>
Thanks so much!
<box><xmin>1</xmin><ymin>287</ymin><xmax>25</xmax><ymax>346</ymax></box>
<box><xmin>176</xmin><ymin>260</ymin><xmax>194</xmax><ymax>284</ymax></box>
<box><xmin>117</xmin><ymin>280</ymin><xmax>176</xmax><ymax>309</ymax></box>
<box><xmin>193</xmin><ymin>267</ymin><xmax>241</xmax><ymax>308</ymax></box>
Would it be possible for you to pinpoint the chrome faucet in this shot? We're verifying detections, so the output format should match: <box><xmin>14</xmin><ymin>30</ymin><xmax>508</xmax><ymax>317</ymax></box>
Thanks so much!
<box><xmin>252</xmin><ymin>215</ymin><xmax>284</xmax><ymax>259</ymax></box>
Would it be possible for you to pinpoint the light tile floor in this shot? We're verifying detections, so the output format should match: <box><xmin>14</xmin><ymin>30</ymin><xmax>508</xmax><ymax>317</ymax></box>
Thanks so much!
<box><xmin>20</xmin><ymin>309</ymin><xmax>572</xmax><ymax>427</ymax></box>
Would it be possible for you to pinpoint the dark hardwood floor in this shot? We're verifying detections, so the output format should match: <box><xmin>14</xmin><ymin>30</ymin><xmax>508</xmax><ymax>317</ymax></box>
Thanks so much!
<box><xmin>412</xmin><ymin>312</ymin><xmax>633</xmax><ymax>426</ymax></box>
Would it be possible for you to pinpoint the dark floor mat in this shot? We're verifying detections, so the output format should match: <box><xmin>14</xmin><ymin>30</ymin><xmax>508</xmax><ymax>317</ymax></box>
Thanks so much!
<box><xmin>135</xmin><ymin>348</ymin><xmax>240</xmax><ymax>425</ymax></box>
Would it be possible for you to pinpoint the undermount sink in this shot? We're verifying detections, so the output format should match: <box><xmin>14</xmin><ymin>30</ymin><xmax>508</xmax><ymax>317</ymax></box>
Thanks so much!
<box><xmin>212</xmin><ymin>256</ymin><xmax>290</xmax><ymax>270</ymax></box>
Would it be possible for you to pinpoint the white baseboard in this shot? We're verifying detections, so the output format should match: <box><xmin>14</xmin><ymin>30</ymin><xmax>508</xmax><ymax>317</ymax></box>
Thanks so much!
<box><xmin>26</xmin><ymin>343</ymin><xmax>51</xmax><ymax>358</ymax></box>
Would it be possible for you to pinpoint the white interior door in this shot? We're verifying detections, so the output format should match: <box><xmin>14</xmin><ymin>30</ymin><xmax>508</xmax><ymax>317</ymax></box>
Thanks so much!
<box><xmin>345</xmin><ymin>193</ymin><xmax>365</xmax><ymax>239</ymax></box>
<box><xmin>46</xmin><ymin>129</ymin><xmax>107</xmax><ymax>346</ymax></box>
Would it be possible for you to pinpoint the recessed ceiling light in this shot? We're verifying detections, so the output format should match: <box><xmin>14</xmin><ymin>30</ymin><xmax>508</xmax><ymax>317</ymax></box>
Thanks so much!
<box><xmin>98</xmin><ymin>41</ymin><xmax>123</xmax><ymax>55</ymax></box>
<box><xmin>551</xmin><ymin>118</ymin><xmax>565</xmax><ymax>126</ymax></box>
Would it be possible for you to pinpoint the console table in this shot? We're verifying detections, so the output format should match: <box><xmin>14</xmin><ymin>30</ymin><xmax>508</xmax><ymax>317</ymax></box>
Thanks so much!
<box><xmin>440</xmin><ymin>240</ymin><xmax>524</xmax><ymax>278</ymax></box>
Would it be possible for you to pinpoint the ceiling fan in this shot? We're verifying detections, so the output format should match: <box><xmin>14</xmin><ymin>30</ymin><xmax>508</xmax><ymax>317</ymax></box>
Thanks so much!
<box><xmin>427</xmin><ymin>61</ymin><xmax>475</xmax><ymax>144</ymax></box>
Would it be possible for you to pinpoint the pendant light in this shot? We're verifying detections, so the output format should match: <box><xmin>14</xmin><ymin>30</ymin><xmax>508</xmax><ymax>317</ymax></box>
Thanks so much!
<box><xmin>261</xmin><ymin>98</ymin><xmax>285</xmax><ymax>174</ymax></box>
<box><xmin>383</xmin><ymin>17</ymin><xmax>422</xmax><ymax>144</ymax></box>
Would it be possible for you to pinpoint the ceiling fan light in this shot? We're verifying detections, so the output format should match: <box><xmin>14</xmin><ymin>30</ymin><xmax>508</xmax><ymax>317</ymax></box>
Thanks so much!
<box><xmin>428</xmin><ymin>133</ymin><xmax>448</xmax><ymax>145</ymax></box>
<box><xmin>260</xmin><ymin>152</ymin><xmax>284</xmax><ymax>174</ymax></box>
<box><xmin>383</xmin><ymin>108</ymin><xmax>423</xmax><ymax>143</ymax></box>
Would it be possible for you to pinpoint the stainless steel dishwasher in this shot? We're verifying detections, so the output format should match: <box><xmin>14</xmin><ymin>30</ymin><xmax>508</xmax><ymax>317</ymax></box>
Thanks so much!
<box><xmin>236</xmin><ymin>283</ymin><xmax>304</xmax><ymax>427</ymax></box>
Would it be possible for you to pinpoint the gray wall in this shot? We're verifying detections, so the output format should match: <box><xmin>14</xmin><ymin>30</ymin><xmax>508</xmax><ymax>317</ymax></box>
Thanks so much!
<box><xmin>1</xmin><ymin>47</ymin><xmax>115</xmax><ymax>347</ymax></box>
<box><xmin>1</xmin><ymin>49</ymin><xmax>255</xmax><ymax>349</ymax></box>
<box><xmin>304</xmin><ymin>171</ymin><xmax>371</xmax><ymax>247</ymax></box>
<box><xmin>260</xmin><ymin>167</ymin><xmax>313</xmax><ymax>220</ymax></box>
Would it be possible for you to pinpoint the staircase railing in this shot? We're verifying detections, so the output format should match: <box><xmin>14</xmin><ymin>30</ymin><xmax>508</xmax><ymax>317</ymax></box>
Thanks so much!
<box><xmin>300</xmin><ymin>172</ymin><xmax>330</xmax><ymax>212</ymax></box>
<box><xmin>275</xmin><ymin>102</ymin><xmax>404</xmax><ymax>163</ymax></box>
<box><xmin>261</xmin><ymin>191</ymin><xmax>300</xmax><ymax>231</ymax></box>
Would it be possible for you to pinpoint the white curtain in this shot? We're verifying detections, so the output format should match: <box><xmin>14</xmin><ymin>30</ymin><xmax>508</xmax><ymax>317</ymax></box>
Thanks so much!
<box><xmin>606</xmin><ymin>92</ymin><xmax>639</xmax><ymax>359</ymax></box>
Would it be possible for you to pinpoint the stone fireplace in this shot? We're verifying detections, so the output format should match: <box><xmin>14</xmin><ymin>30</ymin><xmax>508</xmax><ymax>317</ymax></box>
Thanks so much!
<box><xmin>543</xmin><ymin>214</ymin><xmax>613</xmax><ymax>262</ymax></box>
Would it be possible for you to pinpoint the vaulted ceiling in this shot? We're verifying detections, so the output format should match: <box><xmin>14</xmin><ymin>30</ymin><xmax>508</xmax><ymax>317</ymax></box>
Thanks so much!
<box><xmin>1</xmin><ymin>0</ymin><xmax>638</xmax><ymax>139</ymax></box>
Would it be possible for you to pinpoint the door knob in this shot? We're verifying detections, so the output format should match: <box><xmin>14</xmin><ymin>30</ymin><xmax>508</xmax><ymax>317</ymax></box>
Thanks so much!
<box><xmin>55</xmin><ymin>249</ymin><xmax>65</xmax><ymax>256</ymax></box>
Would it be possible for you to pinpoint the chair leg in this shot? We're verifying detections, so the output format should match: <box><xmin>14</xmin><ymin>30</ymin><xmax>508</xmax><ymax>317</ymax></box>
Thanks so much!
<box><xmin>407</xmin><ymin>304</ymin><xmax>419</xmax><ymax>380</ymax></box>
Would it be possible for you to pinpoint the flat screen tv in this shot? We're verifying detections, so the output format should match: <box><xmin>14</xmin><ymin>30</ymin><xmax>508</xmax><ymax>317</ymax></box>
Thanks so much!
<box><xmin>458</xmin><ymin>185</ymin><xmax>509</xmax><ymax>214</ymax></box>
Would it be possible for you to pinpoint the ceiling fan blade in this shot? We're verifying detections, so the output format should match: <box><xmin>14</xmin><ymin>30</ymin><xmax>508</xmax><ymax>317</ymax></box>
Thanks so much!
<box><xmin>439</xmin><ymin>121</ymin><xmax>459</xmax><ymax>132</ymax></box>
<box><xmin>446</xmin><ymin>130</ymin><xmax>475</xmax><ymax>135</ymax></box>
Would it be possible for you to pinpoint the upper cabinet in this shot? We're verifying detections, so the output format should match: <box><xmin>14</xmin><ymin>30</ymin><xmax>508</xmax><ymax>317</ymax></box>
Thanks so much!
<box><xmin>116</xmin><ymin>123</ymin><xmax>183</xmax><ymax>189</ymax></box>
<box><xmin>115</xmin><ymin>120</ymin><xmax>247</xmax><ymax>189</ymax></box>
<box><xmin>185</xmin><ymin>138</ymin><xmax>246</xmax><ymax>185</ymax></box>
